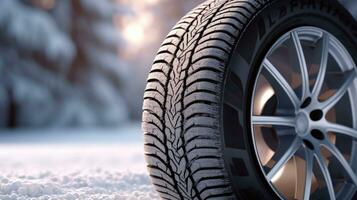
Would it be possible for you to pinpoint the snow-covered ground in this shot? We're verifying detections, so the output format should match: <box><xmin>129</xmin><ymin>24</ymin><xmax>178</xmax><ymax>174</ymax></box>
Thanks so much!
<box><xmin>0</xmin><ymin>123</ymin><xmax>159</xmax><ymax>200</ymax></box>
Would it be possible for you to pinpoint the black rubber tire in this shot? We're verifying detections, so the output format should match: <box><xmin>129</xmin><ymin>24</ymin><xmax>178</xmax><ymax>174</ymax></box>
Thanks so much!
<box><xmin>142</xmin><ymin>0</ymin><xmax>357</xmax><ymax>199</ymax></box>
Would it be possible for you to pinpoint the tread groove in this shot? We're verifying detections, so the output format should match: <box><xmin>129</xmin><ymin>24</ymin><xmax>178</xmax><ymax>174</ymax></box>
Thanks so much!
<box><xmin>143</xmin><ymin>0</ymin><xmax>270</xmax><ymax>199</ymax></box>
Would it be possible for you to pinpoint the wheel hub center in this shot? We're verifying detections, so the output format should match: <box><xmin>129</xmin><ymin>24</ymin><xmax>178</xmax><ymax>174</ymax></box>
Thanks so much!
<box><xmin>295</xmin><ymin>113</ymin><xmax>309</xmax><ymax>136</ymax></box>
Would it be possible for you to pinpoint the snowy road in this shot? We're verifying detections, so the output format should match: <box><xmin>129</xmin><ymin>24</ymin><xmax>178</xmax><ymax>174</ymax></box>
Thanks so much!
<box><xmin>0</xmin><ymin>123</ymin><xmax>159</xmax><ymax>200</ymax></box>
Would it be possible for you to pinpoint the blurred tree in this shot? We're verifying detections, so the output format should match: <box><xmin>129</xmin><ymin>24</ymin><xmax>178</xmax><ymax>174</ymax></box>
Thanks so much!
<box><xmin>117</xmin><ymin>0</ymin><xmax>205</xmax><ymax>119</ymax></box>
<box><xmin>65</xmin><ymin>0</ymin><xmax>130</xmax><ymax>126</ymax></box>
<box><xmin>0</xmin><ymin>0</ymin><xmax>129</xmax><ymax>128</ymax></box>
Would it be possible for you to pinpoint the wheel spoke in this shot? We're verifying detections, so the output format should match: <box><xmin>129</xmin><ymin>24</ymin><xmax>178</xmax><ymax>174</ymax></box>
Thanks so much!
<box><xmin>315</xmin><ymin>153</ymin><xmax>335</xmax><ymax>200</ymax></box>
<box><xmin>251</xmin><ymin>116</ymin><xmax>295</xmax><ymax>127</ymax></box>
<box><xmin>267</xmin><ymin>138</ymin><xmax>301</xmax><ymax>180</ymax></box>
<box><xmin>276</xmin><ymin>129</ymin><xmax>296</xmax><ymax>137</ymax></box>
<box><xmin>312</xmin><ymin>33</ymin><xmax>329</xmax><ymax>98</ymax></box>
<box><xmin>291</xmin><ymin>31</ymin><xmax>310</xmax><ymax>99</ymax></box>
<box><xmin>322</xmin><ymin>141</ymin><xmax>357</xmax><ymax>186</ymax></box>
<box><xmin>321</xmin><ymin>69</ymin><xmax>356</xmax><ymax>111</ymax></box>
<box><xmin>325</xmin><ymin>122</ymin><xmax>357</xmax><ymax>140</ymax></box>
<box><xmin>303</xmin><ymin>149</ymin><xmax>314</xmax><ymax>200</ymax></box>
<box><xmin>263</xmin><ymin>59</ymin><xmax>300</xmax><ymax>108</ymax></box>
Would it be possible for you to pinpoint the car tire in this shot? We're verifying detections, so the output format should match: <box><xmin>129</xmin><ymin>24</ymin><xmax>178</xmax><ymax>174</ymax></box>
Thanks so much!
<box><xmin>142</xmin><ymin>0</ymin><xmax>357</xmax><ymax>199</ymax></box>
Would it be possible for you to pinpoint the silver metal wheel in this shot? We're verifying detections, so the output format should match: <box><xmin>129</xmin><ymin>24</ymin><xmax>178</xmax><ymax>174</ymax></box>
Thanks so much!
<box><xmin>251</xmin><ymin>26</ymin><xmax>357</xmax><ymax>200</ymax></box>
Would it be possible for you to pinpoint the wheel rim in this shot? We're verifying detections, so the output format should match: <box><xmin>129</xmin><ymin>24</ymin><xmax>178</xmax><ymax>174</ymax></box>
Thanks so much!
<box><xmin>250</xmin><ymin>26</ymin><xmax>357</xmax><ymax>200</ymax></box>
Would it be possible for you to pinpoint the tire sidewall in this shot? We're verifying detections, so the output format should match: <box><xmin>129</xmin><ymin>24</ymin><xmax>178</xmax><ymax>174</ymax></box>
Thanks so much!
<box><xmin>222</xmin><ymin>0</ymin><xmax>357</xmax><ymax>199</ymax></box>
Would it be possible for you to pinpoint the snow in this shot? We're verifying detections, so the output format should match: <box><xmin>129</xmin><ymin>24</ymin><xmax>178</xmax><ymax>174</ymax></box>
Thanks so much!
<box><xmin>0</xmin><ymin>123</ymin><xmax>159</xmax><ymax>200</ymax></box>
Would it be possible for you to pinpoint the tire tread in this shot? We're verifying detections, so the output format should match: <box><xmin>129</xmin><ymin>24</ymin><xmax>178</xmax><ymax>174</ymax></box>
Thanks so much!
<box><xmin>143</xmin><ymin>0</ymin><xmax>269</xmax><ymax>199</ymax></box>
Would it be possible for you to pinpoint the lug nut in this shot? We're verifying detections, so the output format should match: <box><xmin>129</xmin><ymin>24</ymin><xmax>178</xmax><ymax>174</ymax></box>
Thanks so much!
<box><xmin>310</xmin><ymin>110</ymin><xmax>323</xmax><ymax>121</ymax></box>
<box><xmin>311</xmin><ymin>129</ymin><xmax>324</xmax><ymax>140</ymax></box>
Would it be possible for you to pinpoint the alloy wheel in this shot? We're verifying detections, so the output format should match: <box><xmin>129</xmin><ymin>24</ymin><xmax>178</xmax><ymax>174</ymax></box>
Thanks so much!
<box><xmin>251</xmin><ymin>27</ymin><xmax>357</xmax><ymax>200</ymax></box>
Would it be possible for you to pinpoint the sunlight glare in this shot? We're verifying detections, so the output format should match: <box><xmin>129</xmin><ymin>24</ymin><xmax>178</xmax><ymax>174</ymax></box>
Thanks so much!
<box><xmin>120</xmin><ymin>1</ymin><xmax>158</xmax><ymax>47</ymax></box>
<box><xmin>123</xmin><ymin>23</ymin><xmax>145</xmax><ymax>45</ymax></box>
